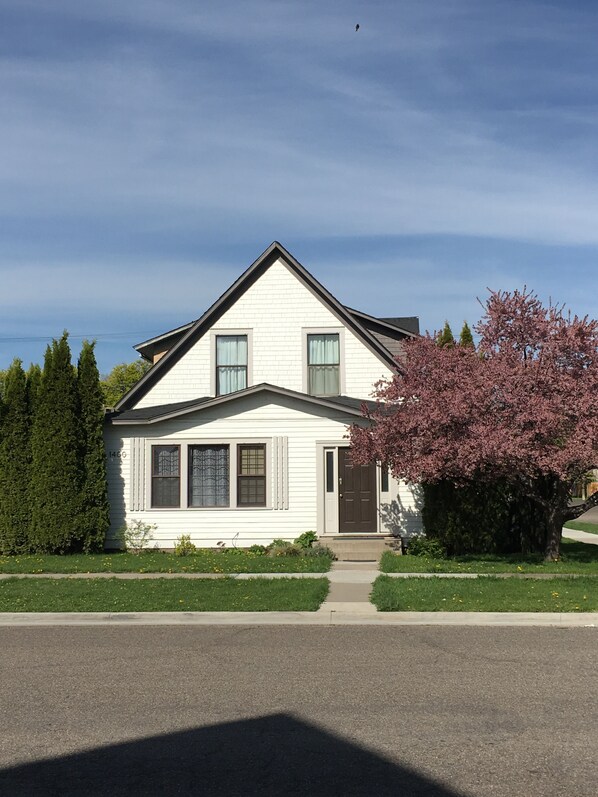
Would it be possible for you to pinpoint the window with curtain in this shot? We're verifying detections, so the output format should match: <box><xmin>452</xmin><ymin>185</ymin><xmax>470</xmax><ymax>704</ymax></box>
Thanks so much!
<box><xmin>216</xmin><ymin>335</ymin><xmax>247</xmax><ymax>395</ymax></box>
<box><xmin>188</xmin><ymin>445</ymin><xmax>230</xmax><ymax>507</ymax></box>
<box><xmin>307</xmin><ymin>333</ymin><xmax>340</xmax><ymax>396</ymax></box>
<box><xmin>237</xmin><ymin>444</ymin><xmax>266</xmax><ymax>506</ymax></box>
<box><xmin>151</xmin><ymin>445</ymin><xmax>180</xmax><ymax>507</ymax></box>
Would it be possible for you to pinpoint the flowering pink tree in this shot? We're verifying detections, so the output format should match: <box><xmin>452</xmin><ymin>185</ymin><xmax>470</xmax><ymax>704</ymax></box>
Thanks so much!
<box><xmin>351</xmin><ymin>289</ymin><xmax>598</xmax><ymax>560</ymax></box>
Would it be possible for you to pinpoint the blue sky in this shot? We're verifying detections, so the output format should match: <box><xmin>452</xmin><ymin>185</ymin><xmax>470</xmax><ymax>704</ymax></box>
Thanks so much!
<box><xmin>1</xmin><ymin>0</ymin><xmax>598</xmax><ymax>374</ymax></box>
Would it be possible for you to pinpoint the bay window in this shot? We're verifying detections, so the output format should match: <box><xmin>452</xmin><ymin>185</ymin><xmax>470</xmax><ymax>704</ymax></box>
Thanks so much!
<box><xmin>150</xmin><ymin>441</ymin><xmax>268</xmax><ymax>509</ymax></box>
<box><xmin>188</xmin><ymin>445</ymin><xmax>230</xmax><ymax>507</ymax></box>
<box><xmin>151</xmin><ymin>445</ymin><xmax>180</xmax><ymax>507</ymax></box>
<box><xmin>237</xmin><ymin>444</ymin><xmax>266</xmax><ymax>507</ymax></box>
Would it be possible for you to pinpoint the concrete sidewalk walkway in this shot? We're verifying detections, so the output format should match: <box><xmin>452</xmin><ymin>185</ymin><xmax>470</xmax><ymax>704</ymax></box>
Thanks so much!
<box><xmin>319</xmin><ymin>561</ymin><xmax>378</xmax><ymax>615</ymax></box>
<box><xmin>562</xmin><ymin>528</ymin><xmax>598</xmax><ymax>545</ymax></box>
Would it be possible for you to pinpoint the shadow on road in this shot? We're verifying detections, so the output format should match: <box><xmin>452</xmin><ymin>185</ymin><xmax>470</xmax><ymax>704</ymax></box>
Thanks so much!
<box><xmin>0</xmin><ymin>711</ymin><xmax>465</xmax><ymax>795</ymax></box>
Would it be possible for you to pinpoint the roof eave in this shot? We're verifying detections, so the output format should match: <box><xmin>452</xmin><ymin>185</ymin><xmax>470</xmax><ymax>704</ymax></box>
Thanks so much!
<box><xmin>109</xmin><ymin>383</ymin><xmax>373</xmax><ymax>425</ymax></box>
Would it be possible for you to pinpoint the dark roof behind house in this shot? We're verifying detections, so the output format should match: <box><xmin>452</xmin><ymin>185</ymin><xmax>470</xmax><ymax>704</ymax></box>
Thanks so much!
<box><xmin>380</xmin><ymin>317</ymin><xmax>420</xmax><ymax>335</ymax></box>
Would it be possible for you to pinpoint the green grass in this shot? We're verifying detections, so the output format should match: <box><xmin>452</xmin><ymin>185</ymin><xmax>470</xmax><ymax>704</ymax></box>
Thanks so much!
<box><xmin>563</xmin><ymin>520</ymin><xmax>598</xmax><ymax>535</ymax></box>
<box><xmin>0</xmin><ymin>549</ymin><xmax>332</xmax><ymax>574</ymax></box>
<box><xmin>371</xmin><ymin>575</ymin><xmax>598</xmax><ymax>612</ymax></box>
<box><xmin>0</xmin><ymin>577</ymin><xmax>329</xmax><ymax>612</ymax></box>
<box><xmin>380</xmin><ymin>539</ymin><xmax>598</xmax><ymax>574</ymax></box>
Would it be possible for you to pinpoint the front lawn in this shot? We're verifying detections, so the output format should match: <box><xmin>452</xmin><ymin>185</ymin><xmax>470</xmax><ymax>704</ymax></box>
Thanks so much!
<box><xmin>563</xmin><ymin>520</ymin><xmax>598</xmax><ymax>535</ymax></box>
<box><xmin>371</xmin><ymin>575</ymin><xmax>598</xmax><ymax>612</ymax></box>
<box><xmin>0</xmin><ymin>577</ymin><xmax>329</xmax><ymax>612</ymax></box>
<box><xmin>0</xmin><ymin>549</ymin><xmax>332</xmax><ymax>574</ymax></box>
<box><xmin>380</xmin><ymin>539</ymin><xmax>598</xmax><ymax>574</ymax></box>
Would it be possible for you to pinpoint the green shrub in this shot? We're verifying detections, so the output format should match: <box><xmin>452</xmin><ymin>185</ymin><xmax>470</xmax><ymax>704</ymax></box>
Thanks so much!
<box><xmin>119</xmin><ymin>519</ymin><xmax>156</xmax><ymax>554</ymax></box>
<box><xmin>248</xmin><ymin>544</ymin><xmax>267</xmax><ymax>555</ymax></box>
<box><xmin>407</xmin><ymin>535</ymin><xmax>446</xmax><ymax>558</ymax></box>
<box><xmin>303</xmin><ymin>544</ymin><xmax>336</xmax><ymax>560</ymax></box>
<box><xmin>422</xmin><ymin>479</ymin><xmax>546</xmax><ymax>556</ymax></box>
<box><xmin>173</xmin><ymin>534</ymin><xmax>197</xmax><ymax>556</ymax></box>
<box><xmin>268</xmin><ymin>542</ymin><xmax>302</xmax><ymax>557</ymax></box>
<box><xmin>294</xmin><ymin>531</ymin><xmax>318</xmax><ymax>549</ymax></box>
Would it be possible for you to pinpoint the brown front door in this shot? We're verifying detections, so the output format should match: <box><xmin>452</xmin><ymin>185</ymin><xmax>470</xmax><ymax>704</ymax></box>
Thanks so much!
<box><xmin>338</xmin><ymin>448</ymin><xmax>377</xmax><ymax>533</ymax></box>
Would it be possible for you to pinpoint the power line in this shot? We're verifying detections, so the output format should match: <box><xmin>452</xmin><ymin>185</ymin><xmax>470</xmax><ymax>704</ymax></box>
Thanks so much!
<box><xmin>0</xmin><ymin>330</ymin><xmax>157</xmax><ymax>343</ymax></box>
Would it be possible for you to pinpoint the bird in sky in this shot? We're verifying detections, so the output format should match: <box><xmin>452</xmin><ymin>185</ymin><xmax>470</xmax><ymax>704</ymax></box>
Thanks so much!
<box><xmin>355</xmin><ymin>23</ymin><xmax>360</xmax><ymax>32</ymax></box>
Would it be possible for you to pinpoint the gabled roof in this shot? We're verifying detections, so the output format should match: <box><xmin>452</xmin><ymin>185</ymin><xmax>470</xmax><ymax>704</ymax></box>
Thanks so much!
<box><xmin>108</xmin><ymin>383</ymin><xmax>378</xmax><ymax>424</ymax></box>
<box><xmin>116</xmin><ymin>241</ymin><xmax>405</xmax><ymax>411</ymax></box>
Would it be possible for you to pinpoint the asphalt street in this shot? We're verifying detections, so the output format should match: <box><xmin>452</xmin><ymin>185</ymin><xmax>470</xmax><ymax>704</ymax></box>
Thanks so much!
<box><xmin>0</xmin><ymin>626</ymin><xmax>596</xmax><ymax>796</ymax></box>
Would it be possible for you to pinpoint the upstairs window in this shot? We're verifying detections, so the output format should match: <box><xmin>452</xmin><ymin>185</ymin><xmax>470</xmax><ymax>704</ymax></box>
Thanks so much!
<box><xmin>216</xmin><ymin>335</ymin><xmax>247</xmax><ymax>395</ymax></box>
<box><xmin>151</xmin><ymin>445</ymin><xmax>180</xmax><ymax>507</ymax></box>
<box><xmin>307</xmin><ymin>333</ymin><xmax>340</xmax><ymax>396</ymax></box>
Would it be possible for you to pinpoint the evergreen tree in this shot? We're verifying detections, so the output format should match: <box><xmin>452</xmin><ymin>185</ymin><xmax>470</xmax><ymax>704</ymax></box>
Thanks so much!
<box><xmin>437</xmin><ymin>321</ymin><xmax>455</xmax><ymax>348</ymax></box>
<box><xmin>459</xmin><ymin>321</ymin><xmax>474</xmax><ymax>347</ymax></box>
<box><xmin>26</xmin><ymin>363</ymin><xmax>42</xmax><ymax>415</ymax></box>
<box><xmin>0</xmin><ymin>360</ymin><xmax>31</xmax><ymax>553</ymax></box>
<box><xmin>77</xmin><ymin>341</ymin><xmax>110</xmax><ymax>552</ymax></box>
<box><xmin>30</xmin><ymin>334</ymin><xmax>82</xmax><ymax>552</ymax></box>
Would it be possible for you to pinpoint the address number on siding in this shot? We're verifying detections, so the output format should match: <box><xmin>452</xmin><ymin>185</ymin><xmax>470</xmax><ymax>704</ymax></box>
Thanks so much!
<box><xmin>107</xmin><ymin>450</ymin><xmax>127</xmax><ymax>458</ymax></box>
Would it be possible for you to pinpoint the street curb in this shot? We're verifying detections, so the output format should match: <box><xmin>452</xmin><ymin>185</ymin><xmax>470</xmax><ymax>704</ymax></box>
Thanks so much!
<box><xmin>0</xmin><ymin>572</ymin><xmax>325</xmax><ymax>580</ymax></box>
<box><xmin>0</xmin><ymin>611</ymin><xmax>596</xmax><ymax>627</ymax></box>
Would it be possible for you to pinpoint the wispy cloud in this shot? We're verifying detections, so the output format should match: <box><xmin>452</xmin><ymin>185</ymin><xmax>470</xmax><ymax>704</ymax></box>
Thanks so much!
<box><xmin>1</xmin><ymin>0</ymin><xmax>598</xmax><ymax>370</ymax></box>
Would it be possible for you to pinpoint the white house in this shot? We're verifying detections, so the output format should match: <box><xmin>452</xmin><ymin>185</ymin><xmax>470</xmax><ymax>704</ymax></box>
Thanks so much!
<box><xmin>104</xmin><ymin>242</ymin><xmax>423</xmax><ymax>549</ymax></box>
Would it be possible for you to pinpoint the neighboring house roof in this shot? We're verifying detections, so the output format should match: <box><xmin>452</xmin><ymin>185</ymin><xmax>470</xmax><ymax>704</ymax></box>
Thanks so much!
<box><xmin>134</xmin><ymin>322</ymin><xmax>195</xmax><ymax>361</ymax></box>
<box><xmin>345</xmin><ymin>308</ymin><xmax>419</xmax><ymax>338</ymax></box>
<box><xmin>116</xmin><ymin>241</ymin><xmax>410</xmax><ymax>411</ymax></box>
<box><xmin>108</xmin><ymin>383</ymin><xmax>379</xmax><ymax>424</ymax></box>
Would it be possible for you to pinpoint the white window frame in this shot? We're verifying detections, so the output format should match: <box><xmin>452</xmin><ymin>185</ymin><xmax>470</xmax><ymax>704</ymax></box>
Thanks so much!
<box><xmin>146</xmin><ymin>438</ymin><xmax>271</xmax><ymax>510</ymax></box>
<box><xmin>210</xmin><ymin>329</ymin><xmax>253</xmax><ymax>397</ymax></box>
<box><xmin>302</xmin><ymin>328</ymin><xmax>345</xmax><ymax>396</ymax></box>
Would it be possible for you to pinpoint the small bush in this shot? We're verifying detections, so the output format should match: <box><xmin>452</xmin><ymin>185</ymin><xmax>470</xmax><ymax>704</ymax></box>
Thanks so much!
<box><xmin>303</xmin><ymin>544</ymin><xmax>336</xmax><ymax>560</ymax></box>
<box><xmin>407</xmin><ymin>535</ymin><xmax>446</xmax><ymax>559</ymax></box>
<box><xmin>248</xmin><ymin>544</ymin><xmax>267</xmax><ymax>555</ymax></box>
<box><xmin>173</xmin><ymin>535</ymin><xmax>197</xmax><ymax>557</ymax></box>
<box><xmin>268</xmin><ymin>542</ymin><xmax>302</xmax><ymax>557</ymax></box>
<box><xmin>294</xmin><ymin>531</ymin><xmax>318</xmax><ymax>549</ymax></box>
<box><xmin>119</xmin><ymin>519</ymin><xmax>156</xmax><ymax>554</ymax></box>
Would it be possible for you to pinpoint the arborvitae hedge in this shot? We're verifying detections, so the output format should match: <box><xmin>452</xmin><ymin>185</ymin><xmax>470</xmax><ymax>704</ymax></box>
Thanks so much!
<box><xmin>77</xmin><ymin>341</ymin><xmax>110</xmax><ymax>552</ymax></box>
<box><xmin>30</xmin><ymin>335</ymin><xmax>83</xmax><ymax>553</ymax></box>
<box><xmin>0</xmin><ymin>360</ymin><xmax>31</xmax><ymax>553</ymax></box>
<box><xmin>26</xmin><ymin>363</ymin><xmax>42</xmax><ymax>415</ymax></box>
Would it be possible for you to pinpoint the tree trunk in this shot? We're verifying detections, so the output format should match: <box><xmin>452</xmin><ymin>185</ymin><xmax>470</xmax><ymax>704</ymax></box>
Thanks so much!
<box><xmin>544</xmin><ymin>502</ymin><xmax>564</xmax><ymax>561</ymax></box>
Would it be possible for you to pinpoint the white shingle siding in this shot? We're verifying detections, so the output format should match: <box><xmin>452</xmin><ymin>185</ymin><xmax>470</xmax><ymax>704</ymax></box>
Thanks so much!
<box><xmin>105</xmin><ymin>397</ymin><xmax>421</xmax><ymax>548</ymax></box>
<box><xmin>106</xmin><ymin>249</ymin><xmax>423</xmax><ymax>547</ymax></box>
<box><xmin>134</xmin><ymin>259</ymin><xmax>393</xmax><ymax>409</ymax></box>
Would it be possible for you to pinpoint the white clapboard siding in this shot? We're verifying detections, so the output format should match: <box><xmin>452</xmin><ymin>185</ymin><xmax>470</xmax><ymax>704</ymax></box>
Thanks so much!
<box><xmin>134</xmin><ymin>258</ymin><xmax>393</xmax><ymax>408</ymax></box>
<box><xmin>105</xmin><ymin>397</ymin><xmax>421</xmax><ymax>548</ymax></box>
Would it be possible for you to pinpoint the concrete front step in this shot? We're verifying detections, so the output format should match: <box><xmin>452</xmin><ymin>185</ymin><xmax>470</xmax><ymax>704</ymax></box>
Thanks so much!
<box><xmin>320</xmin><ymin>536</ymin><xmax>397</xmax><ymax>562</ymax></box>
